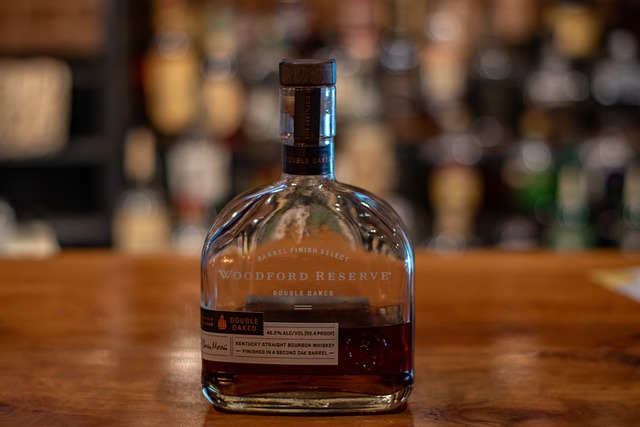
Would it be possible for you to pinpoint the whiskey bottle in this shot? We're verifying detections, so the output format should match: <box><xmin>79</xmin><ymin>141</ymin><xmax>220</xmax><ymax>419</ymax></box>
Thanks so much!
<box><xmin>201</xmin><ymin>59</ymin><xmax>414</xmax><ymax>414</ymax></box>
<box><xmin>112</xmin><ymin>127</ymin><xmax>171</xmax><ymax>253</ymax></box>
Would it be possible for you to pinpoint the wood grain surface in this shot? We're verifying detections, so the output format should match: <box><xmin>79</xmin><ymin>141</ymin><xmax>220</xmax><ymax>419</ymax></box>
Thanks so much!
<box><xmin>1</xmin><ymin>250</ymin><xmax>639</xmax><ymax>426</ymax></box>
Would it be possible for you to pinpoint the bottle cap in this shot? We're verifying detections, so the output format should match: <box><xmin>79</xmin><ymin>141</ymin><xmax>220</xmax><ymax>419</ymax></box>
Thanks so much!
<box><xmin>279</xmin><ymin>59</ymin><xmax>336</xmax><ymax>86</ymax></box>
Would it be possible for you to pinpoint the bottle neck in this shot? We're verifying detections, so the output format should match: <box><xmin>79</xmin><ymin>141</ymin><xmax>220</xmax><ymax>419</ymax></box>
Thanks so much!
<box><xmin>280</xmin><ymin>85</ymin><xmax>336</xmax><ymax>179</ymax></box>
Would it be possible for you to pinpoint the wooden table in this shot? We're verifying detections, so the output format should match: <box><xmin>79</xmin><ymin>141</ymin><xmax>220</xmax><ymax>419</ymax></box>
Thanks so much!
<box><xmin>1</xmin><ymin>250</ymin><xmax>639</xmax><ymax>426</ymax></box>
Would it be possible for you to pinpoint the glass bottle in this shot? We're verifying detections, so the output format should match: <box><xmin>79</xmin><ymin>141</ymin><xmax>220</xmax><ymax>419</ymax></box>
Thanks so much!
<box><xmin>112</xmin><ymin>127</ymin><xmax>171</xmax><ymax>253</ymax></box>
<box><xmin>200</xmin><ymin>59</ymin><xmax>414</xmax><ymax>414</ymax></box>
<box><xmin>142</xmin><ymin>0</ymin><xmax>199</xmax><ymax>136</ymax></box>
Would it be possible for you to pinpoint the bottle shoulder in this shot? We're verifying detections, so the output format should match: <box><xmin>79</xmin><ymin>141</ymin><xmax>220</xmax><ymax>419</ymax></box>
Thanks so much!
<box><xmin>204</xmin><ymin>178</ymin><xmax>413</xmax><ymax>262</ymax></box>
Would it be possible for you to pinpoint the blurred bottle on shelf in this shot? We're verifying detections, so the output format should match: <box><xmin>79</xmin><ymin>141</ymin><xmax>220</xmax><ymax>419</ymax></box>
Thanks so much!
<box><xmin>419</xmin><ymin>0</ymin><xmax>477</xmax><ymax>125</ymax></box>
<box><xmin>467</xmin><ymin>0</ymin><xmax>534</xmax><ymax>133</ymax></box>
<box><xmin>378</xmin><ymin>0</ymin><xmax>425</xmax><ymax>143</ymax></box>
<box><xmin>0</xmin><ymin>198</ymin><xmax>16</xmax><ymax>254</ymax></box>
<box><xmin>545</xmin><ymin>0</ymin><xmax>602</xmax><ymax>61</ymax></box>
<box><xmin>544</xmin><ymin>162</ymin><xmax>595</xmax><ymax>250</ymax></box>
<box><xmin>499</xmin><ymin>135</ymin><xmax>554</xmax><ymax>249</ymax></box>
<box><xmin>166</xmin><ymin>130</ymin><xmax>231</xmax><ymax>254</ymax></box>
<box><xmin>620</xmin><ymin>163</ymin><xmax>640</xmax><ymax>250</ymax></box>
<box><xmin>142</xmin><ymin>0</ymin><xmax>200</xmax><ymax>136</ymax></box>
<box><xmin>323</xmin><ymin>0</ymin><xmax>382</xmax><ymax>122</ymax></box>
<box><xmin>580</xmin><ymin>128</ymin><xmax>632</xmax><ymax>246</ymax></box>
<box><xmin>112</xmin><ymin>127</ymin><xmax>172</xmax><ymax>253</ymax></box>
<box><xmin>0</xmin><ymin>57</ymin><xmax>71</xmax><ymax>159</ymax></box>
<box><xmin>525</xmin><ymin>43</ymin><xmax>590</xmax><ymax>108</ymax></box>
<box><xmin>201</xmin><ymin>1</ymin><xmax>246</xmax><ymax>144</ymax></box>
<box><xmin>499</xmin><ymin>108</ymin><xmax>556</xmax><ymax>249</ymax></box>
<box><xmin>238</xmin><ymin>1</ymin><xmax>295</xmax><ymax>146</ymax></box>
<box><xmin>424</xmin><ymin>128</ymin><xmax>484</xmax><ymax>251</ymax></box>
<box><xmin>591</xmin><ymin>30</ymin><xmax>640</xmax><ymax>108</ymax></box>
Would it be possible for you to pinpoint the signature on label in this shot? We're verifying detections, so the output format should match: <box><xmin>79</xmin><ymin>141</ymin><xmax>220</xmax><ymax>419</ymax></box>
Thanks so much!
<box><xmin>201</xmin><ymin>338</ymin><xmax>228</xmax><ymax>352</ymax></box>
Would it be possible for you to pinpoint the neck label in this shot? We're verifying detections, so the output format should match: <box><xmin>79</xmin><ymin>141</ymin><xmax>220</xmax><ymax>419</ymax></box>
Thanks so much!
<box><xmin>283</xmin><ymin>144</ymin><xmax>333</xmax><ymax>175</ymax></box>
<box><xmin>294</xmin><ymin>88</ymin><xmax>321</xmax><ymax>143</ymax></box>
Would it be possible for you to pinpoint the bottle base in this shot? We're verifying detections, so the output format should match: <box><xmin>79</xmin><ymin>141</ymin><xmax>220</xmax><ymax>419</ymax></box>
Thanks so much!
<box><xmin>202</xmin><ymin>385</ymin><xmax>413</xmax><ymax>415</ymax></box>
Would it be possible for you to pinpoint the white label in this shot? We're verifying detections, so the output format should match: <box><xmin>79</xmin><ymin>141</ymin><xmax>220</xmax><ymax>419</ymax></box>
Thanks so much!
<box><xmin>201</xmin><ymin>322</ymin><xmax>338</xmax><ymax>365</ymax></box>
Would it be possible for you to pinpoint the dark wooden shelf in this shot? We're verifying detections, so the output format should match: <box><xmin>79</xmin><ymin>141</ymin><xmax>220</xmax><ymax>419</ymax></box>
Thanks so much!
<box><xmin>0</xmin><ymin>136</ymin><xmax>112</xmax><ymax>168</ymax></box>
<box><xmin>0</xmin><ymin>0</ymin><xmax>129</xmax><ymax>247</ymax></box>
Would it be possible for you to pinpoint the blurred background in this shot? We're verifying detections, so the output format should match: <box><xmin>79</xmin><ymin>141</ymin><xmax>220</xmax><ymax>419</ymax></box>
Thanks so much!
<box><xmin>0</xmin><ymin>0</ymin><xmax>639</xmax><ymax>256</ymax></box>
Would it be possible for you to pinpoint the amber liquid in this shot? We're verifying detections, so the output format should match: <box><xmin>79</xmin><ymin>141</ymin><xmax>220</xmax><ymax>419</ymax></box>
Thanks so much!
<box><xmin>202</xmin><ymin>322</ymin><xmax>413</xmax><ymax>399</ymax></box>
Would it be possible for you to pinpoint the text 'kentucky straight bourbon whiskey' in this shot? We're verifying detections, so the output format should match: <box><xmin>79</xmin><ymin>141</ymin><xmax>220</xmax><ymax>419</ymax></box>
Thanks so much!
<box><xmin>201</xmin><ymin>59</ymin><xmax>414</xmax><ymax>414</ymax></box>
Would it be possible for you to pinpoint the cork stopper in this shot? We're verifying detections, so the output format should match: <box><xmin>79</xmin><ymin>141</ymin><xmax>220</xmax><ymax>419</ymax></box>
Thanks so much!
<box><xmin>279</xmin><ymin>59</ymin><xmax>336</xmax><ymax>86</ymax></box>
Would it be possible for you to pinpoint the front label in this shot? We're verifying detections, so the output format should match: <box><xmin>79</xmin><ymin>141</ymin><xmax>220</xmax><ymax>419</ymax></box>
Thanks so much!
<box><xmin>202</xmin><ymin>235</ymin><xmax>409</xmax><ymax>366</ymax></box>
<box><xmin>201</xmin><ymin>313</ymin><xmax>338</xmax><ymax>365</ymax></box>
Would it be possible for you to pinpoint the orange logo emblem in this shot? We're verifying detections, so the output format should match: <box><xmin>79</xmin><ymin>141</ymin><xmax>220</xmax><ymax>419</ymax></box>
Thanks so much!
<box><xmin>217</xmin><ymin>315</ymin><xmax>227</xmax><ymax>331</ymax></box>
